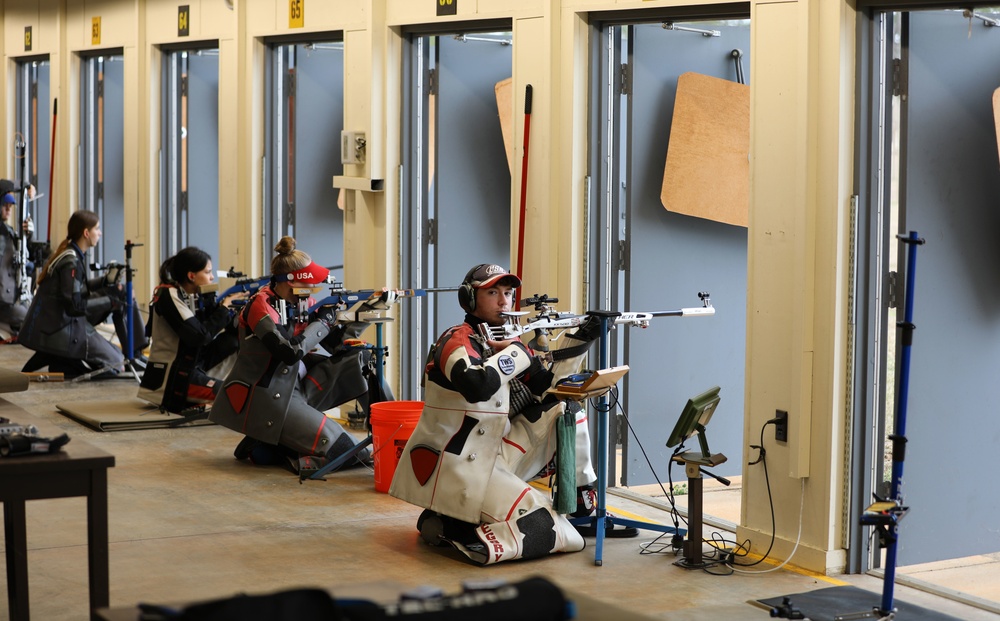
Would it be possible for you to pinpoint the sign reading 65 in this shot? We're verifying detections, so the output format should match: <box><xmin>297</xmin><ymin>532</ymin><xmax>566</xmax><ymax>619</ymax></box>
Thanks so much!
<box><xmin>289</xmin><ymin>0</ymin><xmax>304</xmax><ymax>28</ymax></box>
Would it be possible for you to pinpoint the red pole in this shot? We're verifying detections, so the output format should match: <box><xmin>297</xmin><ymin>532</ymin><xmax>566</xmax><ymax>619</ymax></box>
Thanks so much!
<box><xmin>46</xmin><ymin>98</ymin><xmax>57</xmax><ymax>243</ymax></box>
<box><xmin>515</xmin><ymin>85</ymin><xmax>532</xmax><ymax>308</ymax></box>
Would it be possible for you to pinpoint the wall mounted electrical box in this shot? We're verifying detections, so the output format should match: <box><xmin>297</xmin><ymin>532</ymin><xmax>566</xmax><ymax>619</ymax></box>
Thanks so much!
<box><xmin>341</xmin><ymin>130</ymin><xmax>366</xmax><ymax>165</ymax></box>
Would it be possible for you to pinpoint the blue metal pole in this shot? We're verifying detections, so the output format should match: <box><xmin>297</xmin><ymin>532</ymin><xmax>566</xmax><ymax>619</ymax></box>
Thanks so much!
<box><xmin>124</xmin><ymin>241</ymin><xmax>141</xmax><ymax>363</ymax></box>
<box><xmin>881</xmin><ymin>230</ymin><xmax>923</xmax><ymax>615</ymax></box>
<box><xmin>376</xmin><ymin>322</ymin><xmax>384</xmax><ymax>389</ymax></box>
<box><xmin>126</xmin><ymin>278</ymin><xmax>134</xmax><ymax>358</ymax></box>
<box><xmin>593</xmin><ymin>315</ymin><xmax>610</xmax><ymax>565</ymax></box>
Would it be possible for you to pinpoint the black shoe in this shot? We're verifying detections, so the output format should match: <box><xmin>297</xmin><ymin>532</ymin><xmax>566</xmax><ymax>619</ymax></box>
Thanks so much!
<box><xmin>417</xmin><ymin>510</ymin><xmax>482</xmax><ymax>548</ymax></box>
<box><xmin>417</xmin><ymin>510</ymin><xmax>450</xmax><ymax>547</ymax></box>
<box><xmin>574</xmin><ymin>516</ymin><xmax>639</xmax><ymax>539</ymax></box>
<box><xmin>233</xmin><ymin>436</ymin><xmax>260</xmax><ymax>460</ymax></box>
<box><xmin>49</xmin><ymin>358</ymin><xmax>92</xmax><ymax>377</ymax></box>
<box><xmin>297</xmin><ymin>455</ymin><xmax>322</xmax><ymax>478</ymax></box>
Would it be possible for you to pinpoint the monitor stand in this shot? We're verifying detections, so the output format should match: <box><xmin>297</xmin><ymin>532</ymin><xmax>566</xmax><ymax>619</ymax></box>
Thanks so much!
<box><xmin>672</xmin><ymin>451</ymin><xmax>728</xmax><ymax>569</ymax></box>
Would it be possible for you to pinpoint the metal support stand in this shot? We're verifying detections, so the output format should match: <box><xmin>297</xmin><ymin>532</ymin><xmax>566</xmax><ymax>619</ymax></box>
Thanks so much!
<box><xmin>121</xmin><ymin>240</ymin><xmax>144</xmax><ymax>382</ymax></box>
<box><xmin>69</xmin><ymin>242</ymin><xmax>144</xmax><ymax>383</ymax></box>
<box><xmin>569</xmin><ymin>310</ymin><xmax>686</xmax><ymax>566</ymax></box>
<box><xmin>836</xmin><ymin>231</ymin><xmax>924</xmax><ymax>621</ymax></box>
<box><xmin>671</xmin><ymin>453</ymin><xmax>727</xmax><ymax>569</ymax></box>
<box><xmin>304</xmin><ymin>322</ymin><xmax>386</xmax><ymax>481</ymax></box>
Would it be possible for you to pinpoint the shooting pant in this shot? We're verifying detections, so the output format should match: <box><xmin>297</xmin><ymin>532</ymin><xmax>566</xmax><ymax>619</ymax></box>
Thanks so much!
<box><xmin>461</xmin><ymin>401</ymin><xmax>588</xmax><ymax>565</ymax></box>
<box><xmin>0</xmin><ymin>301</ymin><xmax>27</xmax><ymax>332</ymax></box>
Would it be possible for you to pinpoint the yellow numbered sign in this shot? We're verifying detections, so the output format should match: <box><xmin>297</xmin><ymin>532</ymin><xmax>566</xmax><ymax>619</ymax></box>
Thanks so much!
<box><xmin>91</xmin><ymin>17</ymin><xmax>101</xmax><ymax>46</ymax></box>
<box><xmin>178</xmin><ymin>5</ymin><xmax>190</xmax><ymax>37</ymax></box>
<box><xmin>289</xmin><ymin>0</ymin><xmax>304</xmax><ymax>29</ymax></box>
<box><xmin>437</xmin><ymin>0</ymin><xmax>457</xmax><ymax>17</ymax></box>
<box><xmin>23</xmin><ymin>26</ymin><xmax>32</xmax><ymax>52</ymax></box>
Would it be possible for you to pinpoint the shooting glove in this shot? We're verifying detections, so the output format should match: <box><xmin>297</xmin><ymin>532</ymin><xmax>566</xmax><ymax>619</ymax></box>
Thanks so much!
<box><xmin>521</xmin><ymin>355</ymin><xmax>554</xmax><ymax>396</ymax></box>
<box><xmin>314</xmin><ymin>305</ymin><xmax>338</xmax><ymax>330</ymax></box>
<box><xmin>101</xmin><ymin>285</ymin><xmax>127</xmax><ymax>312</ymax></box>
<box><xmin>566</xmin><ymin>314</ymin><xmax>605</xmax><ymax>344</ymax></box>
<box><xmin>551</xmin><ymin>315</ymin><xmax>607</xmax><ymax>362</ymax></box>
<box><xmin>85</xmin><ymin>296</ymin><xmax>115</xmax><ymax>324</ymax></box>
<box><xmin>104</xmin><ymin>263</ymin><xmax>125</xmax><ymax>288</ymax></box>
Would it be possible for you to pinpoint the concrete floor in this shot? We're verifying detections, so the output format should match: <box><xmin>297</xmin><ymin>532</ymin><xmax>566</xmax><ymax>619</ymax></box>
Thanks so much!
<box><xmin>1</xmin><ymin>342</ymin><xmax>998</xmax><ymax>620</ymax></box>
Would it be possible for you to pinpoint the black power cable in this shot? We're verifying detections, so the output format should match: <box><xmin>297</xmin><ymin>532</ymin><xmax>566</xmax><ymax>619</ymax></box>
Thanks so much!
<box><xmin>607</xmin><ymin>392</ymin><xmax>788</xmax><ymax>574</ymax></box>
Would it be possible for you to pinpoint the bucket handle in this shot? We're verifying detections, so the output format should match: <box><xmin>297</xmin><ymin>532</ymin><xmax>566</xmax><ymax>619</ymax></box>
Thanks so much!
<box><xmin>371</xmin><ymin>423</ymin><xmax>406</xmax><ymax>459</ymax></box>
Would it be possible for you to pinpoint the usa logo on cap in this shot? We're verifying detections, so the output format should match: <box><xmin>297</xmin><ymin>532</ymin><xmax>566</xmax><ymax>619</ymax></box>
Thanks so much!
<box><xmin>279</xmin><ymin>261</ymin><xmax>330</xmax><ymax>284</ymax></box>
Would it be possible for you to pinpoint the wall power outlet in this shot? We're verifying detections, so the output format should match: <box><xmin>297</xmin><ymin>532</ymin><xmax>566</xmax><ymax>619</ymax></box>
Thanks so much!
<box><xmin>774</xmin><ymin>409</ymin><xmax>788</xmax><ymax>443</ymax></box>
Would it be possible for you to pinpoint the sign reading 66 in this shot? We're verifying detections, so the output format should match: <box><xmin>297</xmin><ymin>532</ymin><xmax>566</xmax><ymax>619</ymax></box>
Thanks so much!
<box><xmin>437</xmin><ymin>0</ymin><xmax>457</xmax><ymax>17</ymax></box>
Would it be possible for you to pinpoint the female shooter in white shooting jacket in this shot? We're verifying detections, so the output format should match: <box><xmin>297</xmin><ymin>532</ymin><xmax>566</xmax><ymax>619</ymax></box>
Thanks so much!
<box><xmin>389</xmin><ymin>264</ymin><xmax>632</xmax><ymax>565</ymax></box>
<box><xmin>138</xmin><ymin>247</ymin><xmax>245</xmax><ymax>412</ymax></box>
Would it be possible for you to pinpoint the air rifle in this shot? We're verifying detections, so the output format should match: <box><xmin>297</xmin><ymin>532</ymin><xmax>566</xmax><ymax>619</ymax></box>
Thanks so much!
<box><xmin>13</xmin><ymin>137</ymin><xmax>31</xmax><ymax>303</ymax></box>
<box><xmin>196</xmin><ymin>269</ymin><xmax>269</xmax><ymax>311</ymax></box>
<box><xmin>308</xmin><ymin>284</ymin><xmax>458</xmax><ymax>326</ymax></box>
<box><xmin>483</xmin><ymin>291</ymin><xmax>715</xmax><ymax>341</ymax></box>
<box><xmin>215</xmin><ymin>268</ymin><xmax>270</xmax><ymax>302</ymax></box>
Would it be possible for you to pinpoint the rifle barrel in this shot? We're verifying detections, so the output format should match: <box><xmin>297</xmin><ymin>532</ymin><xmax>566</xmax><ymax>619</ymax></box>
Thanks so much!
<box><xmin>646</xmin><ymin>307</ymin><xmax>715</xmax><ymax>317</ymax></box>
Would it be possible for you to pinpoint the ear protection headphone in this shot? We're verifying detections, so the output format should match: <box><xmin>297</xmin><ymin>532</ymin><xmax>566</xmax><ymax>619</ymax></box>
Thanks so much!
<box><xmin>458</xmin><ymin>264</ymin><xmax>487</xmax><ymax>313</ymax></box>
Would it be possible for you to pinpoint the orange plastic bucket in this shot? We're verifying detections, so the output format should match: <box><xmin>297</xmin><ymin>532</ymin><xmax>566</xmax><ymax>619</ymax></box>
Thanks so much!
<box><xmin>370</xmin><ymin>400</ymin><xmax>423</xmax><ymax>493</ymax></box>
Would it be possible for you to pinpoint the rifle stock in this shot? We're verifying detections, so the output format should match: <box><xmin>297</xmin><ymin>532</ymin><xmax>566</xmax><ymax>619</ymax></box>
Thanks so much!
<box><xmin>487</xmin><ymin>313</ymin><xmax>586</xmax><ymax>341</ymax></box>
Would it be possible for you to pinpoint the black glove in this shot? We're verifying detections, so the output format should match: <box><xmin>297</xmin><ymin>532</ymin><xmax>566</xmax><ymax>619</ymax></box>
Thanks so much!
<box><xmin>521</xmin><ymin>356</ymin><xmax>554</xmax><ymax>395</ymax></box>
<box><xmin>104</xmin><ymin>263</ymin><xmax>125</xmax><ymax>288</ymax></box>
<box><xmin>524</xmin><ymin>355</ymin><xmax>546</xmax><ymax>377</ymax></box>
<box><xmin>314</xmin><ymin>305</ymin><xmax>338</xmax><ymax>329</ymax></box>
<box><xmin>85</xmin><ymin>296</ymin><xmax>115</xmax><ymax>324</ymax></box>
<box><xmin>99</xmin><ymin>283</ymin><xmax>126</xmax><ymax>301</ymax></box>
<box><xmin>566</xmin><ymin>314</ymin><xmax>606</xmax><ymax>343</ymax></box>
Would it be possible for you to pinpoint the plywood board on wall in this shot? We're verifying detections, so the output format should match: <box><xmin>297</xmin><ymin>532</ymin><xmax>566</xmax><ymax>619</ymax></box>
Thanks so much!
<box><xmin>661</xmin><ymin>72</ymin><xmax>749</xmax><ymax>228</ymax></box>
<box><xmin>993</xmin><ymin>87</ymin><xmax>1000</xmax><ymax>166</ymax></box>
<box><xmin>495</xmin><ymin>77</ymin><xmax>514</xmax><ymax>173</ymax></box>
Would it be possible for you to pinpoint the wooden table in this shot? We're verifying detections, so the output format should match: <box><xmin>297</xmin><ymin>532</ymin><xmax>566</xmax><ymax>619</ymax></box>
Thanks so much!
<box><xmin>1</xmin><ymin>408</ymin><xmax>115</xmax><ymax>621</ymax></box>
